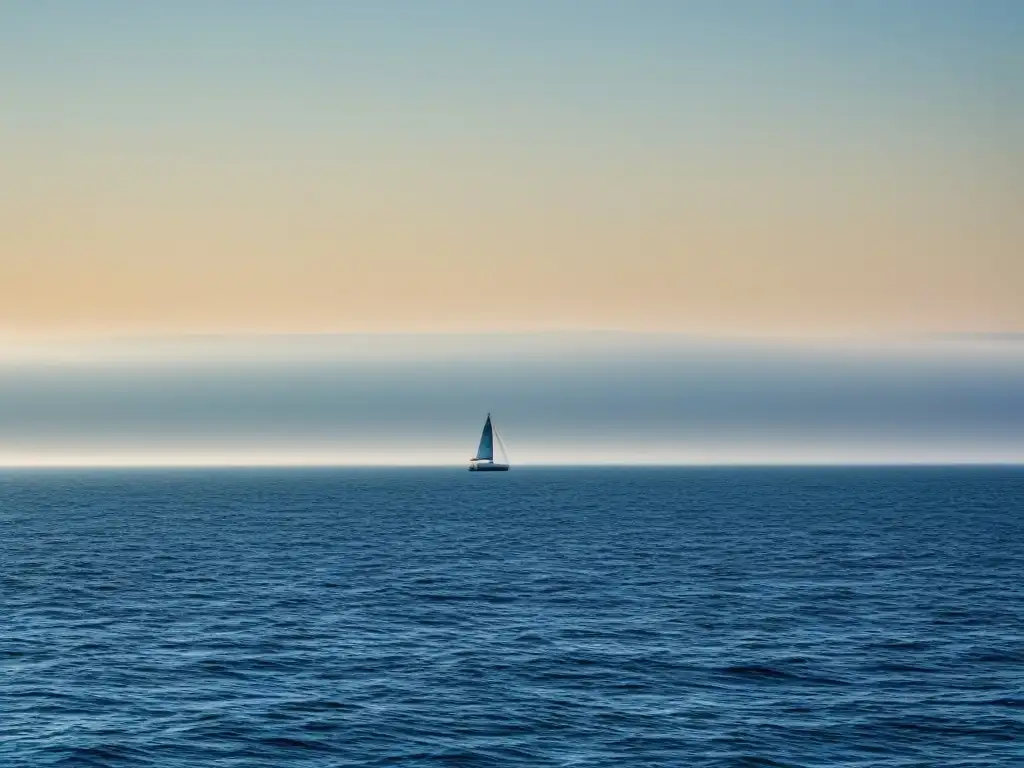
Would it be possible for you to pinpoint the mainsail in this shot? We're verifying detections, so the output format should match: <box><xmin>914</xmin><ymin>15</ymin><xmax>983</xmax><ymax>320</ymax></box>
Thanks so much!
<box><xmin>474</xmin><ymin>414</ymin><xmax>494</xmax><ymax>461</ymax></box>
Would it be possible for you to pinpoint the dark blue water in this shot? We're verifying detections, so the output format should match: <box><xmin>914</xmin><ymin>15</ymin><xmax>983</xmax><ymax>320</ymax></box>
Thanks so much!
<box><xmin>2</xmin><ymin>467</ymin><xmax>1022</xmax><ymax>766</ymax></box>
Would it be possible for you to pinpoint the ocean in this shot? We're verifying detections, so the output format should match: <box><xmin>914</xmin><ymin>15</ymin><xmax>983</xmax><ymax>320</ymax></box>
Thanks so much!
<box><xmin>2</xmin><ymin>467</ymin><xmax>1022</xmax><ymax>766</ymax></box>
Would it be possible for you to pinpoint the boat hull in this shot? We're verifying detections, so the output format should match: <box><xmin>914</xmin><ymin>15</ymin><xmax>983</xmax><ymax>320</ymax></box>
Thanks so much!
<box><xmin>469</xmin><ymin>463</ymin><xmax>509</xmax><ymax>471</ymax></box>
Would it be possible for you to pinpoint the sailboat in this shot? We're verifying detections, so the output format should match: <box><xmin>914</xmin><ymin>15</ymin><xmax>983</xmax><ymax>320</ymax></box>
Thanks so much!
<box><xmin>469</xmin><ymin>413</ymin><xmax>510</xmax><ymax>471</ymax></box>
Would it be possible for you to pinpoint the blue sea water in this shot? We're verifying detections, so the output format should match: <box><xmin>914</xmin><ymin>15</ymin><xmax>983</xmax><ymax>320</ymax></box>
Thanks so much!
<box><xmin>2</xmin><ymin>467</ymin><xmax>1022</xmax><ymax>767</ymax></box>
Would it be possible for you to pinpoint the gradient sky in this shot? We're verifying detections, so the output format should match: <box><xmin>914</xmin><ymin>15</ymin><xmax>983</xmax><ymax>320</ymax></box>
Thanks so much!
<box><xmin>2</xmin><ymin>1</ymin><xmax>1022</xmax><ymax>336</ymax></box>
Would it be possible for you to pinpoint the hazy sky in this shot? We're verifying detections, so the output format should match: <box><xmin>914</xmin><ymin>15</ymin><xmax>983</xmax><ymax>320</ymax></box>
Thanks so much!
<box><xmin>2</xmin><ymin>1</ymin><xmax>1022</xmax><ymax>336</ymax></box>
<box><xmin>0</xmin><ymin>334</ymin><xmax>1021</xmax><ymax>466</ymax></box>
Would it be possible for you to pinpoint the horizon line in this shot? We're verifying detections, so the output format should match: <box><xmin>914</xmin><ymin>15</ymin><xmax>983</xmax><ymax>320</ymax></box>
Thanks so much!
<box><xmin>0</xmin><ymin>460</ymin><xmax>1021</xmax><ymax>471</ymax></box>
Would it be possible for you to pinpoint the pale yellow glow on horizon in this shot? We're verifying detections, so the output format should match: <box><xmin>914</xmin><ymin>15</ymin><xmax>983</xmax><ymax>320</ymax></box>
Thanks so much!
<box><xmin>3</xmin><ymin>94</ymin><xmax>1021</xmax><ymax>340</ymax></box>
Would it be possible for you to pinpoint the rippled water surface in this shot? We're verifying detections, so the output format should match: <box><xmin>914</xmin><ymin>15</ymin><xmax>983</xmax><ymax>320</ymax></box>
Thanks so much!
<box><xmin>2</xmin><ymin>467</ymin><xmax>1022</xmax><ymax>766</ymax></box>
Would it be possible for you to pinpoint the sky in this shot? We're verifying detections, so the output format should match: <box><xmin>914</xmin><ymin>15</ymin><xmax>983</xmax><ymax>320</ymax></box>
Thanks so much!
<box><xmin>0</xmin><ymin>333</ymin><xmax>1021</xmax><ymax>466</ymax></box>
<box><xmin>1</xmin><ymin>3</ymin><xmax>1022</xmax><ymax>465</ymax></box>
<box><xmin>2</xmin><ymin>1</ymin><xmax>1022</xmax><ymax>337</ymax></box>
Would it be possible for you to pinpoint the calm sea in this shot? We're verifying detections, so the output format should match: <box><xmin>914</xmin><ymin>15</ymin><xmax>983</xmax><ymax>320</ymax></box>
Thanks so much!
<box><xmin>2</xmin><ymin>467</ymin><xmax>1022</xmax><ymax>766</ymax></box>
